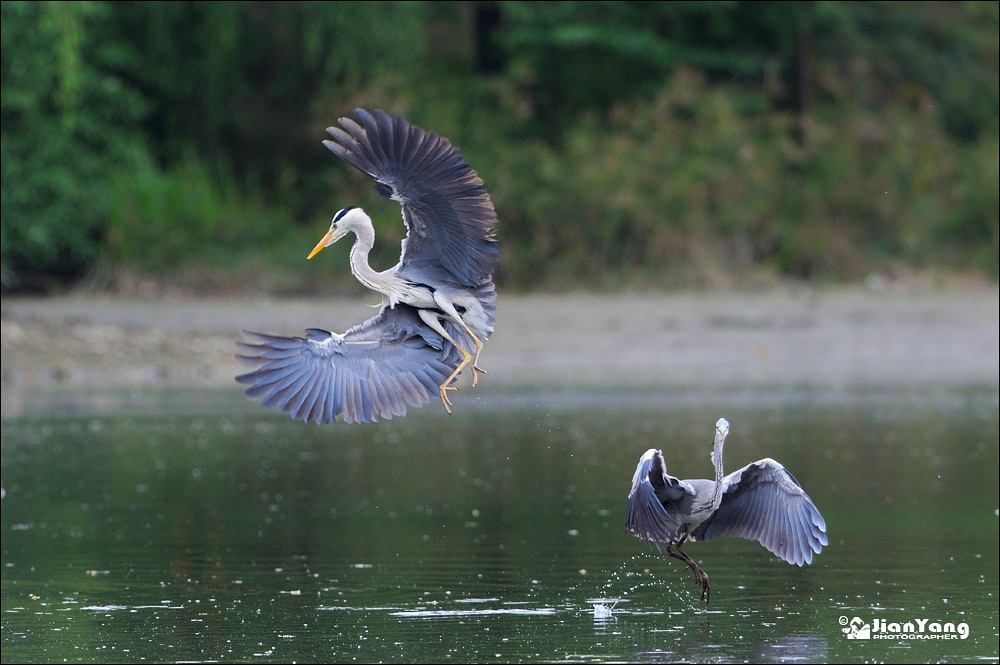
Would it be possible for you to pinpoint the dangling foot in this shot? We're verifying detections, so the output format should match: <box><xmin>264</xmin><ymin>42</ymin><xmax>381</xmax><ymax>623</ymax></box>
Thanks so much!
<box><xmin>438</xmin><ymin>348</ymin><xmax>472</xmax><ymax>414</ymax></box>
<box><xmin>672</xmin><ymin>542</ymin><xmax>711</xmax><ymax>604</ymax></box>
<box><xmin>696</xmin><ymin>568</ymin><xmax>711</xmax><ymax>603</ymax></box>
<box><xmin>439</xmin><ymin>384</ymin><xmax>457</xmax><ymax>414</ymax></box>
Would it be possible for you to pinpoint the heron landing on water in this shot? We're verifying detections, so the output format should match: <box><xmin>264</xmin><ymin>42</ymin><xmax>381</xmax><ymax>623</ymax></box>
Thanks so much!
<box><xmin>626</xmin><ymin>418</ymin><xmax>828</xmax><ymax>603</ymax></box>
<box><xmin>236</xmin><ymin>109</ymin><xmax>499</xmax><ymax>423</ymax></box>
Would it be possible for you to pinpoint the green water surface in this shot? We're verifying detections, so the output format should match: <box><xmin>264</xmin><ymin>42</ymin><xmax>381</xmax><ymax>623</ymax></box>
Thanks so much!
<box><xmin>2</xmin><ymin>390</ymin><xmax>997</xmax><ymax>663</ymax></box>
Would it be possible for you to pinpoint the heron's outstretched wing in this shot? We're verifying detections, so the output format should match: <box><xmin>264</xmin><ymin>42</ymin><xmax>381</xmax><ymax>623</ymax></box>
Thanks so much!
<box><xmin>323</xmin><ymin>108</ymin><xmax>499</xmax><ymax>287</ymax></box>
<box><xmin>235</xmin><ymin>305</ymin><xmax>463</xmax><ymax>424</ymax></box>
<box><xmin>690</xmin><ymin>458</ymin><xmax>828</xmax><ymax>566</ymax></box>
<box><xmin>626</xmin><ymin>449</ymin><xmax>691</xmax><ymax>547</ymax></box>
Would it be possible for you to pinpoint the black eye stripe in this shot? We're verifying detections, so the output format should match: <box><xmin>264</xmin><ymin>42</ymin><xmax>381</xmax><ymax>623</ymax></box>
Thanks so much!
<box><xmin>333</xmin><ymin>206</ymin><xmax>357</xmax><ymax>222</ymax></box>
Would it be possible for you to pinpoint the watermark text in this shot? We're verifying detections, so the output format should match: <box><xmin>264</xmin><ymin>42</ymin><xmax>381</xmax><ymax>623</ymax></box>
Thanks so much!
<box><xmin>840</xmin><ymin>615</ymin><xmax>969</xmax><ymax>640</ymax></box>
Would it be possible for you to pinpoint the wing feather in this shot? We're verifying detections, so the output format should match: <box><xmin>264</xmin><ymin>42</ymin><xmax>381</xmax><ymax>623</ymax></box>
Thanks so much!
<box><xmin>691</xmin><ymin>458</ymin><xmax>827</xmax><ymax>566</ymax></box>
<box><xmin>236</xmin><ymin>305</ymin><xmax>461</xmax><ymax>424</ymax></box>
<box><xmin>625</xmin><ymin>449</ymin><xmax>686</xmax><ymax>547</ymax></box>
<box><xmin>288</xmin><ymin>367</ymin><xmax>321</xmax><ymax>421</ymax></box>
<box><xmin>323</xmin><ymin>108</ymin><xmax>499</xmax><ymax>287</ymax></box>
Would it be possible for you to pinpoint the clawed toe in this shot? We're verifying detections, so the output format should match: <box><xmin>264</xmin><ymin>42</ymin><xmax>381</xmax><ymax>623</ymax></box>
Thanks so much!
<box><xmin>683</xmin><ymin>562</ymin><xmax>710</xmax><ymax>604</ymax></box>
<box><xmin>698</xmin><ymin>573</ymin><xmax>711</xmax><ymax>603</ymax></box>
<box><xmin>439</xmin><ymin>385</ymin><xmax>459</xmax><ymax>413</ymax></box>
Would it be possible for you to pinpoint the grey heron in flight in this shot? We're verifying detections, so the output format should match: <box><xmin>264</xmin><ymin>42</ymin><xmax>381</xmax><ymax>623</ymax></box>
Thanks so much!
<box><xmin>626</xmin><ymin>418</ymin><xmax>827</xmax><ymax>602</ymax></box>
<box><xmin>236</xmin><ymin>109</ymin><xmax>499</xmax><ymax>423</ymax></box>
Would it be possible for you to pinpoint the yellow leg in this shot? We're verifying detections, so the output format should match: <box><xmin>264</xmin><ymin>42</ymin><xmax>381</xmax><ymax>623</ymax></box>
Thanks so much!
<box><xmin>438</xmin><ymin>347</ymin><xmax>474</xmax><ymax>413</ymax></box>
<box><xmin>417</xmin><ymin>309</ymin><xmax>474</xmax><ymax>414</ymax></box>
<box><xmin>432</xmin><ymin>297</ymin><xmax>487</xmax><ymax>388</ymax></box>
<box><xmin>468</xmin><ymin>332</ymin><xmax>485</xmax><ymax>387</ymax></box>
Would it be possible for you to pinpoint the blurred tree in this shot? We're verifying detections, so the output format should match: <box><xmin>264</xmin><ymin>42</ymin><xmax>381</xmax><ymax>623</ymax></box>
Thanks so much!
<box><xmin>491</xmin><ymin>1</ymin><xmax>998</xmax><ymax>142</ymax></box>
<box><xmin>1</xmin><ymin>1</ymin><xmax>147</xmax><ymax>289</ymax></box>
<box><xmin>99</xmin><ymin>1</ymin><xmax>427</xmax><ymax>216</ymax></box>
<box><xmin>494</xmin><ymin>1</ymin><xmax>814</xmax><ymax>138</ymax></box>
<box><xmin>1</xmin><ymin>1</ymin><xmax>996</xmax><ymax>291</ymax></box>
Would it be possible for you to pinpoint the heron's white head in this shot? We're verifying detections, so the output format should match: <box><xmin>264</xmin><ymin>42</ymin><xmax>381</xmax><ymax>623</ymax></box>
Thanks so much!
<box><xmin>715</xmin><ymin>418</ymin><xmax>729</xmax><ymax>441</ymax></box>
<box><xmin>307</xmin><ymin>206</ymin><xmax>368</xmax><ymax>259</ymax></box>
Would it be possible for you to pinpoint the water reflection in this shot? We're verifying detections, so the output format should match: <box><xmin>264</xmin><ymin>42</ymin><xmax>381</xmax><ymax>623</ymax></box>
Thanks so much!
<box><xmin>2</xmin><ymin>390</ymin><xmax>997</xmax><ymax>663</ymax></box>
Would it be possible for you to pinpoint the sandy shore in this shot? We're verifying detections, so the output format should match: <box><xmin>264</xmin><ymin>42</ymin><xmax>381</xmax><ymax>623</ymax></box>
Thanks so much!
<box><xmin>2</xmin><ymin>287</ymin><xmax>998</xmax><ymax>416</ymax></box>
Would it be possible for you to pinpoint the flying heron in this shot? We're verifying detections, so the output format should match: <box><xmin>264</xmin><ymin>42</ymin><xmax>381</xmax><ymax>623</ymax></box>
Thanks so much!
<box><xmin>236</xmin><ymin>109</ymin><xmax>499</xmax><ymax>423</ymax></box>
<box><xmin>626</xmin><ymin>418</ymin><xmax>827</xmax><ymax>602</ymax></box>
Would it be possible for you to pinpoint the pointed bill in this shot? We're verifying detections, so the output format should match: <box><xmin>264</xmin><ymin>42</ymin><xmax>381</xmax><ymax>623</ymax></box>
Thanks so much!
<box><xmin>308</xmin><ymin>230</ymin><xmax>333</xmax><ymax>259</ymax></box>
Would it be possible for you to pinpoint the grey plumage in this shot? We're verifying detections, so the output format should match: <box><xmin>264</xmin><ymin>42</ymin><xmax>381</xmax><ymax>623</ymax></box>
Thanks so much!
<box><xmin>236</xmin><ymin>305</ymin><xmax>462</xmax><ymax>424</ymax></box>
<box><xmin>236</xmin><ymin>109</ymin><xmax>499</xmax><ymax>423</ymax></box>
<box><xmin>626</xmin><ymin>418</ymin><xmax>827</xmax><ymax>601</ymax></box>
<box><xmin>324</xmin><ymin>109</ymin><xmax>499</xmax><ymax>288</ymax></box>
<box><xmin>690</xmin><ymin>458</ymin><xmax>828</xmax><ymax>567</ymax></box>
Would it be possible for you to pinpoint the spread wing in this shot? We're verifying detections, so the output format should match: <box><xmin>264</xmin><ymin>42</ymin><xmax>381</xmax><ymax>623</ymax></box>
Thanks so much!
<box><xmin>690</xmin><ymin>458</ymin><xmax>828</xmax><ymax>566</ymax></box>
<box><xmin>235</xmin><ymin>305</ymin><xmax>465</xmax><ymax>424</ymax></box>
<box><xmin>625</xmin><ymin>448</ymin><xmax>691</xmax><ymax>547</ymax></box>
<box><xmin>323</xmin><ymin>108</ymin><xmax>499</xmax><ymax>287</ymax></box>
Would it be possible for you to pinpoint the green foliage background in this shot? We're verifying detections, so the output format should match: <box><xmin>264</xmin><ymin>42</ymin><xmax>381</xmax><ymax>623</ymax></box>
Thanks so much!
<box><xmin>2</xmin><ymin>1</ymin><xmax>997</xmax><ymax>293</ymax></box>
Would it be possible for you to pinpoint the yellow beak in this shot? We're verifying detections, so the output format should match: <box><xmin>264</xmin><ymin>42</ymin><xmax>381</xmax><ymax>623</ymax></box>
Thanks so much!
<box><xmin>307</xmin><ymin>230</ymin><xmax>333</xmax><ymax>260</ymax></box>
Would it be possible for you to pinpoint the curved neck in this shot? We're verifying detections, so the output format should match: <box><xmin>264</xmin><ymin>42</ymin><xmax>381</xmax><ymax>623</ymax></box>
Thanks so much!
<box><xmin>347</xmin><ymin>221</ymin><xmax>383</xmax><ymax>290</ymax></box>
<box><xmin>709</xmin><ymin>432</ymin><xmax>726</xmax><ymax>511</ymax></box>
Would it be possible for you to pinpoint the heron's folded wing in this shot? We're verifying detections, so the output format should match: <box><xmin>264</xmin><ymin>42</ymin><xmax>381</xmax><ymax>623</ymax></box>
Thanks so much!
<box><xmin>691</xmin><ymin>459</ymin><xmax>828</xmax><ymax>566</ymax></box>
<box><xmin>235</xmin><ymin>305</ymin><xmax>460</xmax><ymax>424</ymax></box>
<box><xmin>323</xmin><ymin>109</ymin><xmax>499</xmax><ymax>288</ymax></box>
<box><xmin>625</xmin><ymin>449</ymin><xmax>683</xmax><ymax>548</ymax></box>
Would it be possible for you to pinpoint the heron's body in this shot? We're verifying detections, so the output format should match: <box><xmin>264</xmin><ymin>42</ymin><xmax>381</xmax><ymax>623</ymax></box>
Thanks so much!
<box><xmin>665</xmin><ymin>479</ymin><xmax>721</xmax><ymax>533</ymax></box>
<box><xmin>330</xmin><ymin>205</ymin><xmax>495</xmax><ymax>351</ymax></box>
<box><xmin>236</xmin><ymin>109</ymin><xmax>499</xmax><ymax>423</ymax></box>
<box><xmin>626</xmin><ymin>418</ymin><xmax>827</xmax><ymax>602</ymax></box>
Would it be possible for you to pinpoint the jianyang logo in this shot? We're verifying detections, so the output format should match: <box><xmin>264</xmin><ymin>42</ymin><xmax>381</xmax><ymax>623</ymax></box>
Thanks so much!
<box><xmin>840</xmin><ymin>616</ymin><xmax>970</xmax><ymax>640</ymax></box>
